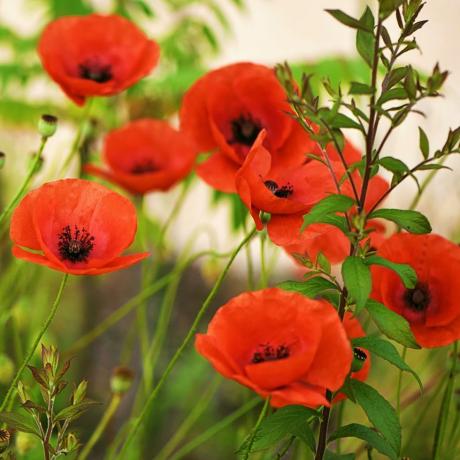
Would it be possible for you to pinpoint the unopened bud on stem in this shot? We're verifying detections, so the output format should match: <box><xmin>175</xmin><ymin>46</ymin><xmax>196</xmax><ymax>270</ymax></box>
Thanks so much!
<box><xmin>38</xmin><ymin>114</ymin><xmax>58</xmax><ymax>138</ymax></box>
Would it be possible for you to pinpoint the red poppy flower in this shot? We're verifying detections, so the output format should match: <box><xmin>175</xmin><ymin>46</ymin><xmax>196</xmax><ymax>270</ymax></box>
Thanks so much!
<box><xmin>85</xmin><ymin>119</ymin><xmax>197</xmax><ymax>195</ymax></box>
<box><xmin>38</xmin><ymin>14</ymin><xmax>160</xmax><ymax>105</ymax></box>
<box><xmin>180</xmin><ymin>62</ymin><xmax>316</xmax><ymax>193</ymax></box>
<box><xmin>195</xmin><ymin>288</ymin><xmax>353</xmax><ymax>408</ymax></box>
<box><xmin>334</xmin><ymin>313</ymin><xmax>371</xmax><ymax>402</ymax></box>
<box><xmin>10</xmin><ymin>179</ymin><xmax>148</xmax><ymax>275</ymax></box>
<box><xmin>371</xmin><ymin>233</ymin><xmax>460</xmax><ymax>348</ymax></box>
<box><xmin>235</xmin><ymin>131</ymin><xmax>340</xmax><ymax>230</ymax></box>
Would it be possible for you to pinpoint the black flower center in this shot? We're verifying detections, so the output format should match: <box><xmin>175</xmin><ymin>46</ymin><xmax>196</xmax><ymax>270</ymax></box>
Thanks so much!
<box><xmin>79</xmin><ymin>60</ymin><xmax>113</xmax><ymax>83</ymax></box>
<box><xmin>230</xmin><ymin>115</ymin><xmax>261</xmax><ymax>147</ymax></box>
<box><xmin>251</xmin><ymin>344</ymin><xmax>290</xmax><ymax>364</ymax></box>
<box><xmin>58</xmin><ymin>225</ymin><xmax>95</xmax><ymax>263</ymax></box>
<box><xmin>404</xmin><ymin>283</ymin><xmax>430</xmax><ymax>312</ymax></box>
<box><xmin>264</xmin><ymin>180</ymin><xmax>294</xmax><ymax>198</ymax></box>
<box><xmin>131</xmin><ymin>160</ymin><xmax>158</xmax><ymax>174</ymax></box>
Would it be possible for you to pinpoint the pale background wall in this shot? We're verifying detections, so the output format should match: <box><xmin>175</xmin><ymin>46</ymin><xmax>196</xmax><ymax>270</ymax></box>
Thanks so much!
<box><xmin>1</xmin><ymin>0</ymin><xmax>460</xmax><ymax>275</ymax></box>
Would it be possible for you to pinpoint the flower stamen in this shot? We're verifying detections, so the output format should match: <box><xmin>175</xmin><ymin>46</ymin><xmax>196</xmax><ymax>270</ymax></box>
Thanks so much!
<box><xmin>251</xmin><ymin>343</ymin><xmax>290</xmax><ymax>364</ymax></box>
<box><xmin>58</xmin><ymin>225</ymin><xmax>95</xmax><ymax>263</ymax></box>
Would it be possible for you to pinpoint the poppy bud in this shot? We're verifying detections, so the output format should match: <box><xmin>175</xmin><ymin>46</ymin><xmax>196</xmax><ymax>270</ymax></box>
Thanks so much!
<box><xmin>0</xmin><ymin>429</ymin><xmax>10</xmax><ymax>453</ymax></box>
<box><xmin>0</xmin><ymin>152</ymin><xmax>5</xmax><ymax>170</ymax></box>
<box><xmin>351</xmin><ymin>348</ymin><xmax>367</xmax><ymax>373</ymax></box>
<box><xmin>16</xmin><ymin>431</ymin><xmax>38</xmax><ymax>454</ymax></box>
<box><xmin>0</xmin><ymin>354</ymin><xmax>14</xmax><ymax>385</ymax></box>
<box><xmin>110</xmin><ymin>367</ymin><xmax>134</xmax><ymax>394</ymax></box>
<box><xmin>38</xmin><ymin>114</ymin><xmax>58</xmax><ymax>138</ymax></box>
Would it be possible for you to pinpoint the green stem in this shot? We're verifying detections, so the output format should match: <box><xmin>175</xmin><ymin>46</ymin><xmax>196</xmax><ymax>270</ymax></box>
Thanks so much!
<box><xmin>258</xmin><ymin>231</ymin><xmax>268</xmax><ymax>288</ymax></box>
<box><xmin>115</xmin><ymin>228</ymin><xmax>257</xmax><ymax>458</ymax></box>
<box><xmin>0</xmin><ymin>137</ymin><xmax>48</xmax><ymax>228</ymax></box>
<box><xmin>0</xmin><ymin>274</ymin><xmax>68</xmax><ymax>412</ymax></box>
<box><xmin>409</xmin><ymin>156</ymin><xmax>448</xmax><ymax>211</ymax></box>
<box><xmin>153</xmin><ymin>377</ymin><xmax>221</xmax><ymax>460</ymax></box>
<box><xmin>78</xmin><ymin>393</ymin><xmax>122</xmax><ymax>460</ymax></box>
<box><xmin>241</xmin><ymin>397</ymin><xmax>270</xmax><ymax>460</ymax></box>
<box><xmin>396</xmin><ymin>346</ymin><xmax>407</xmax><ymax>415</ymax></box>
<box><xmin>168</xmin><ymin>397</ymin><xmax>260</xmax><ymax>460</ymax></box>
<box><xmin>433</xmin><ymin>341</ymin><xmax>459</xmax><ymax>459</ymax></box>
<box><xmin>58</xmin><ymin>99</ymin><xmax>93</xmax><ymax>176</ymax></box>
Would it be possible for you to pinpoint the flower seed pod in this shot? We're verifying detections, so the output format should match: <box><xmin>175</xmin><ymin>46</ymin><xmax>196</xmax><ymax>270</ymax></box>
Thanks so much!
<box><xmin>38</xmin><ymin>114</ymin><xmax>58</xmax><ymax>138</ymax></box>
<box><xmin>110</xmin><ymin>367</ymin><xmax>134</xmax><ymax>394</ymax></box>
<box><xmin>0</xmin><ymin>354</ymin><xmax>14</xmax><ymax>385</ymax></box>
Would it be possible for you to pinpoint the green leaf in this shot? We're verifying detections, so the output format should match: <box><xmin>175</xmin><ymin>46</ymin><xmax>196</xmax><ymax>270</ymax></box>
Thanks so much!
<box><xmin>352</xmin><ymin>336</ymin><xmax>422</xmax><ymax>390</ymax></box>
<box><xmin>377</xmin><ymin>87</ymin><xmax>408</xmax><ymax>105</ymax></box>
<box><xmin>55</xmin><ymin>400</ymin><xmax>100</xmax><ymax>422</ymax></box>
<box><xmin>303</xmin><ymin>194</ymin><xmax>355</xmax><ymax>230</ymax></box>
<box><xmin>380</xmin><ymin>0</ymin><xmax>404</xmax><ymax>20</ymax></box>
<box><xmin>366</xmin><ymin>299</ymin><xmax>420</xmax><ymax>348</ymax></box>
<box><xmin>368</xmin><ymin>208</ymin><xmax>432</xmax><ymax>234</ymax></box>
<box><xmin>349</xmin><ymin>82</ymin><xmax>374</xmax><ymax>95</ymax></box>
<box><xmin>279</xmin><ymin>278</ymin><xmax>339</xmax><ymax>300</ymax></box>
<box><xmin>251</xmin><ymin>405</ymin><xmax>318</xmax><ymax>453</ymax></box>
<box><xmin>416</xmin><ymin>164</ymin><xmax>452</xmax><ymax>171</ymax></box>
<box><xmin>342</xmin><ymin>256</ymin><xmax>372</xmax><ymax>310</ymax></box>
<box><xmin>0</xmin><ymin>412</ymin><xmax>41</xmax><ymax>437</ymax></box>
<box><xmin>326</xmin><ymin>9</ymin><xmax>371</xmax><ymax>32</ymax></box>
<box><xmin>329</xmin><ymin>113</ymin><xmax>362</xmax><ymax>130</ymax></box>
<box><xmin>411</xmin><ymin>112</ymin><xmax>435</xmax><ymax>151</ymax></box>
<box><xmin>384</xmin><ymin>67</ymin><xmax>408</xmax><ymax>90</ymax></box>
<box><xmin>365</xmin><ymin>255</ymin><xmax>417</xmax><ymax>288</ymax></box>
<box><xmin>328</xmin><ymin>423</ymin><xmax>397</xmax><ymax>459</ymax></box>
<box><xmin>325</xmin><ymin>451</ymin><xmax>355</xmax><ymax>460</ymax></box>
<box><xmin>316</xmin><ymin>252</ymin><xmax>331</xmax><ymax>274</ymax></box>
<box><xmin>356</xmin><ymin>8</ymin><xmax>375</xmax><ymax>67</ymax></box>
<box><xmin>378</xmin><ymin>157</ymin><xmax>409</xmax><ymax>175</ymax></box>
<box><xmin>349</xmin><ymin>380</ymin><xmax>401</xmax><ymax>455</ymax></box>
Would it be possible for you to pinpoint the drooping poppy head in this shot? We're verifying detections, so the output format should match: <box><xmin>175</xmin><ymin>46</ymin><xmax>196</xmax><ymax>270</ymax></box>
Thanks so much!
<box><xmin>85</xmin><ymin>119</ymin><xmax>197</xmax><ymax>195</ymax></box>
<box><xmin>372</xmin><ymin>233</ymin><xmax>460</xmax><ymax>348</ymax></box>
<box><xmin>195</xmin><ymin>288</ymin><xmax>353</xmax><ymax>408</ymax></box>
<box><xmin>10</xmin><ymin>179</ymin><xmax>148</xmax><ymax>275</ymax></box>
<box><xmin>334</xmin><ymin>312</ymin><xmax>371</xmax><ymax>402</ymax></box>
<box><xmin>180</xmin><ymin>62</ymin><xmax>316</xmax><ymax>193</ymax></box>
<box><xmin>38</xmin><ymin>14</ymin><xmax>160</xmax><ymax>105</ymax></box>
<box><xmin>235</xmin><ymin>132</ymin><xmax>339</xmax><ymax>230</ymax></box>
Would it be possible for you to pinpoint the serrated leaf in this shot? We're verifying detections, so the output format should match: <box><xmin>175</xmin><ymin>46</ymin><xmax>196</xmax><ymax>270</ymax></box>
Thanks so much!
<box><xmin>366</xmin><ymin>299</ymin><xmax>420</xmax><ymax>348</ymax></box>
<box><xmin>303</xmin><ymin>194</ymin><xmax>355</xmax><ymax>230</ymax></box>
<box><xmin>352</xmin><ymin>336</ymin><xmax>422</xmax><ymax>390</ymax></box>
<box><xmin>329</xmin><ymin>423</ymin><xmax>397</xmax><ymax>459</ymax></box>
<box><xmin>365</xmin><ymin>255</ymin><xmax>416</xmax><ymax>288</ymax></box>
<box><xmin>356</xmin><ymin>8</ymin><xmax>375</xmax><ymax>67</ymax></box>
<box><xmin>250</xmin><ymin>405</ymin><xmax>318</xmax><ymax>453</ymax></box>
<box><xmin>349</xmin><ymin>82</ymin><xmax>374</xmax><ymax>95</ymax></box>
<box><xmin>325</xmin><ymin>10</ymin><xmax>371</xmax><ymax>32</ymax></box>
<box><xmin>368</xmin><ymin>208</ymin><xmax>431</xmax><ymax>234</ymax></box>
<box><xmin>342</xmin><ymin>256</ymin><xmax>372</xmax><ymax>310</ymax></box>
<box><xmin>0</xmin><ymin>412</ymin><xmax>41</xmax><ymax>437</ymax></box>
<box><xmin>55</xmin><ymin>400</ymin><xmax>100</xmax><ymax>422</ymax></box>
<box><xmin>349</xmin><ymin>380</ymin><xmax>401</xmax><ymax>455</ymax></box>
